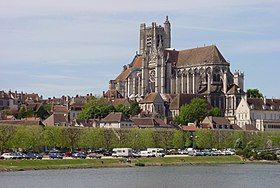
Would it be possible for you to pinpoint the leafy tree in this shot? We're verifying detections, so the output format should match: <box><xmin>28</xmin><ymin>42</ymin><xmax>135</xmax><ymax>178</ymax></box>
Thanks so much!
<box><xmin>174</xmin><ymin>98</ymin><xmax>208</xmax><ymax>125</ymax></box>
<box><xmin>208</xmin><ymin>107</ymin><xmax>222</xmax><ymax>117</ymax></box>
<box><xmin>43</xmin><ymin>126</ymin><xmax>64</xmax><ymax>149</ymax></box>
<box><xmin>115</xmin><ymin>105</ymin><xmax>130</xmax><ymax>117</ymax></box>
<box><xmin>172</xmin><ymin>130</ymin><xmax>186</xmax><ymax>148</ymax></box>
<box><xmin>247</xmin><ymin>89</ymin><xmax>263</xmax><ymax>98</ymax></box>
<box><xmin>36</xmin><ymin>105</ymin><xmax>50</xmax><ymax>119</ymax></box>
<box><xmin>184</xmin><ymin>132</ymin><xmax>192</xmax><ymax>148</ymax></box>
<box><xmin>101</xmin><ymin>129</ymin><xmax>119</xmax><ymax>149</ymax></box>
<box><xmin>129</xmin><ymin>100</ymin><xmax>142</xmax><ymax>116</ymax></box>
<box><xmin>195</xmin><ymin>129</ymin><xmax>214</xmax><ymax>149</ymax></box>
<box><xmin>78</xmin><ymin>128</ymin><xmax>103</xmax><ymax>149</ymax></box>
<box><xmin>11</xmin><ymin>126</ymin><xmax>44</xmax><ymax>150</ymax></box>
<box><xmin>17</xmin><ymin>107</ymin><xmax>27</xmax><ymax>119</ymax></box>
<box><xmin>62</xmin><ymin>127</ymin><xmax>81</xmax><ymax>151</ymax></box>
<box><xmin>0</xmin><ymin>125</ymin><xmax>16</xmax><ymax>153</ymax></box>
<box><xmin>77</xmin><ymin>97</ymin><xmax>115</xmax><ymax>119</ymax></box>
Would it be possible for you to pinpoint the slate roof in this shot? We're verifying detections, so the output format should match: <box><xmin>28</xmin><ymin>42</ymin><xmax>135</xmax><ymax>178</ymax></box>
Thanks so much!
<box><xmin>52</xmin><ymin>105</ymin><xmax>68</xmax><ymax>113</ymax></box>
<box><xmin>131</xmin><ymin>117</ymin><xmax>172</xmax><ymax>128</ymax></box>
<box><xmin>226</xmin><ymin>84</ymin><xmax>245</xmax><ymax>95</ymax></box>
<box><xmin>247</xmin><ymin>98</ymin><xmax>280</xmax><ymax>111</ymax></box>
<box><xmin>139</xmin><ymin>93</ymin><xmax>161</xmax><ymax>103</ymax></box>
<box><xmin>243</xmin><ymin>124</ymin><xmax>259</xmax><ymax>131</ymax></box>
<box><xmin>100</xmin><ymin>112</ymin><xmax>131</xmax><ymax>123</ymax></box>
<box><xmin>0</xmin><ymin>120</ymin><xmax>43</xmax><ymax>126</ymax></box>
<box><xmin>115</xmin><ymin>55</ymin><xmax>143</xmax><ymax>81</ymax></box>
<box><xmin>231</xmin><ymin>124</ymin><xmax>243</xmax><ymax>130</ymax></box>
<box><xmin>0</xmin><ymin>91</ymin><xmax>9</xmax><ymax>99</ymax></box>
<box><xmin>112</xmin><ymin>98</ymin><xmax>129</xmax><ymax>107</ymax></box>
<box><xmin>43</xmin><ymin>114</ymin><xmax>68</xmax><ymax>126</ymax></box>
<box><xmin>104</xmin><ymin>89</ymin><xmax>123</xmax><ymax>99</ymax></box>
<box><xmin>211</xmin><ymin>116</ymin><xmax>231</xmax><ymax>125</ymax></box>
<box><xmin>165</xmin><ymin>45</ymin><xmax>228</xmax><ymax>67</ymax></box>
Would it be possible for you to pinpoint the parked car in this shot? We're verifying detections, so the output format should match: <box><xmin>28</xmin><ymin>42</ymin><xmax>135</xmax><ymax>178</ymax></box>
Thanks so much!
<box><xmin>1</xmin><ymin>153</ymin><xmax>17</xmax><ymax>160</ymax></box>
<box><xmin>18</xmin><ymin>153</ymin><xmax>31</xmax><ymax>160</ymax></box>
<box><xmin>49</xmin><ymin>152</ymin><xmax>63</xmax><ymax>159</ymax></box>
<box><xmin>26</xmin><ymin>153</ymin><xmax>43</xmax><ymax>160</ymax></box>
<box><xmin>94</xmin><ymin>148</ymin><xmax>112</xmax><ymax>156</ymax></box>
<box><xmin>88</xmin><ymin>152</ymin><xmax>103</xmax><ymax>159</ymax></box>
<box><xmin>72</xmin><ymin>152</ymin><xmax>87</xmax><ymax>159</ymax></box>
<box><xmin>194</xmin><ymin>151</ymin><xmax>205</xmax><ymax>156</ymax></box>
<box><xmin>147</xmin><ymin>148</ymin><xmax>166</xmax><ymax>157</ymax></box>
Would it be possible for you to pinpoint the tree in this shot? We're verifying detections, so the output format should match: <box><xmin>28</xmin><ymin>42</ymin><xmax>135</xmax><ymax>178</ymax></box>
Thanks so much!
<box><xmin>114</xmin><ymin>101</ymin><xmax>141</xmax><ymax>117</ymax></box>
<box><xmin>208</xmin><ymin>107</ymin><xmax>222</xmax><ymax>117</ymax></box>
<box><xmin>62</xmin><ymin>127</ymin><xmax>81</xmax><ymax>151</ymax></box>
<box><xmin>128</xmin><ymin>100</ymin><xmax>142</xmax><ymax>116</ymax></box>
<box><xmin>0</xmin><ymin>125</ymin><xmax>16</xmax><ymax>153</ymax></box>
<box><xmin>43</xmin><ymin>126</ymin><xmax>64</xmax><ymax>149</ymax></box>
<box><xmin>195</xmin><ymin>129</ymin><xmax>214</xmax><ymax>149</ymax></box>
<box><xmin>172</xmin><ymin>130</ymin><xmax>186</xmax><ymax>149</ymax></box>
<box><xmin>36</xmin><ymin>105</ymin><xmax>50</xmax><ymax>119</ymax></box>
<box><xmin>77</xmin><ymin>97</ymin><xmax>115</xmax><ymax>119</ymax></box>
<box><xmin>11</xmin><ymin>126</ymin><xmax>44</xmax><ymax>150</ymax></box>
<box><xmin>115</xmin><ymin>105</ymin><xmax>130</xmax><ymax>117</ymax></box>
<box><xmin>247</xmin><ymin>89</ymin><xmax>263</xmax><ymax>98</ymax></box>
<box><xmin>174</xmin><ymin>98</ymin><xmax>208</xmax><ymax>125</ymax></box>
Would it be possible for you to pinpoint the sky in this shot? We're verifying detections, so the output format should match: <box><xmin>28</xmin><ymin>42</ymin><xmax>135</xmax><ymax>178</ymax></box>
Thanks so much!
<box><xmin>0</xmin><ymin>0</ymin><xmax>279</xmax><ymax>98</ymax></box>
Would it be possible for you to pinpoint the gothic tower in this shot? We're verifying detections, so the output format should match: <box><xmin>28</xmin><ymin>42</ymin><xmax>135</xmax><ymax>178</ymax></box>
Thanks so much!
<box><xmin>140</xmin><ymin>17</ymin><xmax>172</xmax><ymax>96</ymax></box>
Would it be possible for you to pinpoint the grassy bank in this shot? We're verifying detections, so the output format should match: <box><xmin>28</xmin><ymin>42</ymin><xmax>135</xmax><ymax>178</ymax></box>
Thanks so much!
<box><xmin>0</xmin><ymin>156</ymin><xmax>243</xmax><ymax>172</ymax></box>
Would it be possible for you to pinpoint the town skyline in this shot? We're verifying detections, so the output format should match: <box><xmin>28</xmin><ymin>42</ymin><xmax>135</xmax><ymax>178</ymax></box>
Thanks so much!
<box><xmin>1</xmin><ymin>0</ymin><xmax>279</xmax><ymax>98</ymax></box>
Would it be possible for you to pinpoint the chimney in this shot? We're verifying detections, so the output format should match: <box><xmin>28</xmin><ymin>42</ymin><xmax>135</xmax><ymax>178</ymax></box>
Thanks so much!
<box><xmin>263</xmin><ymin>96</ymin><xmax>266</xmax><ymax>104</ymax></box>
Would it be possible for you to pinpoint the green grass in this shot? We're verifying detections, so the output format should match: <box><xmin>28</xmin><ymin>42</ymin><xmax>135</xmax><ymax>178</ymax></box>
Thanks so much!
<box><xmin>134</xmin><ymin>156</ymin><xmax>242</xmax><ymax>165</ymax></box>
<box><xmin>0</xmin><ymin>156</ymin><xmax>242</xmax><ymax>171</ymax></box>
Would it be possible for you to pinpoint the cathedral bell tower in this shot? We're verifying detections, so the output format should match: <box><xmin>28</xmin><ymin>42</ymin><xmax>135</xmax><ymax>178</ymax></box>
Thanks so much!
<box><xmin>140</xmin><ymin>17</ymin><xmax>171</xmax><ymax>96</ymax></box>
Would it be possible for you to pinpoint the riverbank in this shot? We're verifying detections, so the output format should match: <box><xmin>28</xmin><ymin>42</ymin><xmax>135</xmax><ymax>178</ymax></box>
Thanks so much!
<box><xmin>0</xmin><ymin>156</ymin><xmax>247</xmax><ymax>172</ymax></box>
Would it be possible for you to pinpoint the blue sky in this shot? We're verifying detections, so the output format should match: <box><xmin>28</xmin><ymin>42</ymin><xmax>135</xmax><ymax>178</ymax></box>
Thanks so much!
<box><xmin>0</xmin><ymin>0</ymin><xmax>279</xmax><ymax>98</ymax></box>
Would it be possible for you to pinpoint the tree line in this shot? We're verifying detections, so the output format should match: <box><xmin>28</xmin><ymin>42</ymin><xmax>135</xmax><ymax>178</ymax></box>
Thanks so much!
<box><xmin>0</xmin><ymin>125</ymin><xmax>190</xmax><ymax>153</ymax></box>
<box><xmin>1</xmin><ymin>124</ymin><xmax>280</xmax><ymax>153</ymax></box>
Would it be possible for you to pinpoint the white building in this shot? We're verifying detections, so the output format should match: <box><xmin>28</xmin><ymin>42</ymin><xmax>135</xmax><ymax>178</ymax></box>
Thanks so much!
<box><xmin>99</xmin><ymin>112</ymin><xmax>133</xmax><ymax>129</ymax></box>
<box><xmin>236</xmin><ymin>97</ymin><xmax>280</xmax><ymax>131</ymax></box>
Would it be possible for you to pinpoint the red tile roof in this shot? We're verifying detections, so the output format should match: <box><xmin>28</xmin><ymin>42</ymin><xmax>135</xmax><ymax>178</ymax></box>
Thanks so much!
<box><xmin>181</xmin><ymin>125</ymin><xmax>197</xmax><ymax>131</ymax></box>
<box><xmin>100</xmin><ymin>112</ymin><xmax>131</xmax><ymax>123</ymax></box>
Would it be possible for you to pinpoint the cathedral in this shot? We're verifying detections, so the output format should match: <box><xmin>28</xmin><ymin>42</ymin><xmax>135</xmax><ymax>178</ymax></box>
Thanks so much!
<box><xmin>106</xmin><ymin>17</ymin><xmax>245</xmax><ymax>116</ymax></box>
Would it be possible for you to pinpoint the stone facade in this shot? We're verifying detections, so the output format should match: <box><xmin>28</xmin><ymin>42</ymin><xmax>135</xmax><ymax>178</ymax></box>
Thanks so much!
<box><xmin>236</xmin><ymin>97</ymin><xmax>280</xmax><ymax>131</ymax></box>
<box><xmin>107</xmin><ymin>17</ymin><xmax>245</xmax><ymax>114</ymax></box>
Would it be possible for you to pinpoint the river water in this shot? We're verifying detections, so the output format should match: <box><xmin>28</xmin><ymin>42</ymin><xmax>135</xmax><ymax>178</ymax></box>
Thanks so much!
<box><xmin>1</xmin><ymin>164</ymin><xmax>280</xmax><ymax>188</ymax></box>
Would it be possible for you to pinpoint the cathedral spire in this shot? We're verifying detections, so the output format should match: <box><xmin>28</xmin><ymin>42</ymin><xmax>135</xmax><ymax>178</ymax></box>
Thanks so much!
<box><xmin>164</xmin><ymin>16</ymin><xmax>171</xmax><ymax>48</ymax></box>
<box><xmin>165</xmin><ymin>16</ymin><xmax>170</xmax><ymax>24</ymax></box>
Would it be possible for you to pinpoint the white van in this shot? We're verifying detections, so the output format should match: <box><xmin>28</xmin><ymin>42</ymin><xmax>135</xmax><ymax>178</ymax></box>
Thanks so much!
<box><xmin>147</xmin><ymin>148</ymin><xmax>166</xmax><ymax>157</ymax></box>
<box><xmin>140</xmin><ymin>150</ymin><xmax>155</xmax><ymax>157</ymax></box>
<box><xmin>112</xmin><ymin>148</ymin><xmax>133</xmax><ymax>158</ymax></box>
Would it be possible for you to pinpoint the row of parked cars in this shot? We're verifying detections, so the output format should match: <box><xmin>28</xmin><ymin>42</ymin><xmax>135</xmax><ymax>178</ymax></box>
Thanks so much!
<box><xmin>47</xmin><ymin>148</ymin><xmax>166</xmax><ymax>159</ymax></box>
<box><xmin>0</xmin><ymin>152</ymin><xmax>43</xmax><ymax>160</ymax></box>
<box><xmin>176</xmin><ymin>148</ymin><xmax>236</xmax><ymax>156</ymax></box>
<box><xmin>47</xmin><ymin>148</ymin><xmax>112</xmax><ymax>159</ymax></box>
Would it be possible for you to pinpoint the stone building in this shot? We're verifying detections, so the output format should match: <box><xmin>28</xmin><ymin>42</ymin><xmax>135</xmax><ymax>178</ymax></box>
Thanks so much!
<box><xmin>106</xmin><ymin>17</ymin><xmax>245</xmax><ymax>114</ymax></box>
<box><xmin>236</xmin><ymin>97</ymin><xmax>280</xmax><ymax>131</ymax></box>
